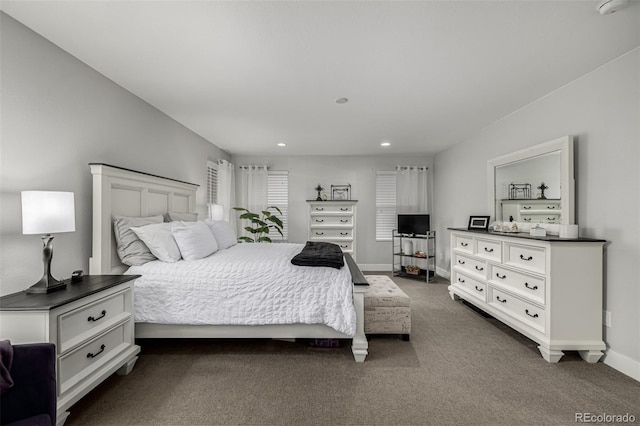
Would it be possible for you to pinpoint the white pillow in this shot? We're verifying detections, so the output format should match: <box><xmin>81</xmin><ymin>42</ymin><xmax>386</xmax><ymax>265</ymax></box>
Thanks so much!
<box><xmin>204</xmin><ymin>219</ymin><xmax>238</xmax><ymax>250</ymax></box>
<box><xmin>130</xmin><ymin>222</ymin><xmax>181</xmax><ymax>263</ymax></box>
<box><xmin>171</xmin><ymin>221</ymin><xmax>218</xmax><ymax>261</ymax></box>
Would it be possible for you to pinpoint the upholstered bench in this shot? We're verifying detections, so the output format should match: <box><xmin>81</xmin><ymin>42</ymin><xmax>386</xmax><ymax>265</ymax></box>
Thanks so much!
<box><xmin>364</xmin><ymin>275</ymin><xmax>411</xmax><ymax>341</ymax></box>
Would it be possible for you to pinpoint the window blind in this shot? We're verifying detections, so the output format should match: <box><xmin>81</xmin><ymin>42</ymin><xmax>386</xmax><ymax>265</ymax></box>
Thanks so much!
<box><xmin>376</xmin><ymin>171</ymin><xmax>397</xmax><ymax>241</ymax></box>
<box><xmin>267</xmin><ymin>171</ymin><xmax>288</xmax><ymax>241</ymax></box>
<box><xmin>207</xmin><ymin>161</ymin><xmax>218</xmax><ymax>205</ymax></box>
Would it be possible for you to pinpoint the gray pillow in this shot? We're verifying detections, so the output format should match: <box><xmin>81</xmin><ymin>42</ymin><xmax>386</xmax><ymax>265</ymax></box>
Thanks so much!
<box><xmin>164</xmin><ymin>211</ymin><xmax>198</xmax><ymax>222</ymax></box>
<box><xmin>113</xmin><ymin>215</ymin><xmax>164</xmax><ymax>266</ymax></box>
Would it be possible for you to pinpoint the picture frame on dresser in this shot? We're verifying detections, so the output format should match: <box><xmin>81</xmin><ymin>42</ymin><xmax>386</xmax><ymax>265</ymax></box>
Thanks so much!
<box><xmin>467</xmin><ymin>216</ymin><xmax>490</xmax><ymax>231</ymax></box>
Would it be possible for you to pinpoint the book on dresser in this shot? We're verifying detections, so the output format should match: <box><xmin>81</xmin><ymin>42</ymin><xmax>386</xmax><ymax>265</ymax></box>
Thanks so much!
<box><xmin>0</xmin><ymin>275</ymin><xmax>141</xmax><ymax>426</ymax></box>
<box><xmin>448</xmin><ymin>228</ymin><xmax>606</xmax><ymax>363</ymax></box>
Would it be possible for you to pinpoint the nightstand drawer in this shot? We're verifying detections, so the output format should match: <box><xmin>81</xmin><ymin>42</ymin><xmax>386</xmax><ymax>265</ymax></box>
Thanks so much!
<box><xmin>58</xmin><ymin>321</ymin><xmax>131</xmax><ymax>394</ymax></box>
<box><xmin>58</xmin><ymin>288</ymin><xmax>131</xmax><ymax>353</ymax></box>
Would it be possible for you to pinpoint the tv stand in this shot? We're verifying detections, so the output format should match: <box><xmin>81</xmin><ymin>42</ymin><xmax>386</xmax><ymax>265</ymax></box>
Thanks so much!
<box><xmin>392</xmin><ymin>230</ymin><xmax>436</xmax><ymax>282</ymax></box>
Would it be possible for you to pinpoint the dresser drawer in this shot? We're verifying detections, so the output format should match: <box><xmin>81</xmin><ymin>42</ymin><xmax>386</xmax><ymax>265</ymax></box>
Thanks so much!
<box><xmin>309</xmin><ymin>203</ymin><xmax>353</xmax><ymax>213</ymax></box>
<box><xmin>520</xmin><ymin>202</ymin><xmax>561</xmax><ymax>211</ymax></box>
<box><xmin>453</xmin><ymin>234</ymin><xmax>473</xmax><ymax>254</ymax></box>
<box><xmin>454</xmin><ymin>253</ymin><xmax>486</xmax><ymax>280</ymax></box>
<box><xmin>505</xmin><ymin>243</ymin><xmax>546</xmax><ymax>274</ymax></box>
<box><xmin>58</xmin><ymin>321</ymin><xmax>132</xmax><ymax>394</ymax></box>
<box><xmin>521</xmin><ymin>214</ymin><xmax>561</xmax><ymax>223</ymax></box>
<box><xmin>310</xmin><ymin>228</ymin><xmax>352</xmax><ymax>239</ymax></box>
<box><xmin>452</xmin><ymin>271</ymin><xmax>487</xmax><ymax>303</ymax></box>
<box><xmin>335</xmin><ymin>241</ymin><xmax>353</xmax><ymax>252</ymax></box>
<box><xmin>489</xmin><ymin>288</ymin><xmax>545</xmax><ymax>334</ymax></box>
<box><xmin>310</xmin><ymin>215</ymin><xmax>353</xmax><ymax>225</ymax></box>
<box><xmin>475</xmin><ymin>238</ymin><xmax>502</xmax><ymax>262</ymax></box>
<box><xmin>490</xmin><ymin>265</ymin><xmax>545</xmax><ymax>305</ymax></box>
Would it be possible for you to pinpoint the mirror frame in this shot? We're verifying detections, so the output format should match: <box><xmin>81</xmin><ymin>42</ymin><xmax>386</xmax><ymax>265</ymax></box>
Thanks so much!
<box><xmin>487</xmin><ymin>135</ymin><xmax>575</xmax><ymax>227</ymax></box>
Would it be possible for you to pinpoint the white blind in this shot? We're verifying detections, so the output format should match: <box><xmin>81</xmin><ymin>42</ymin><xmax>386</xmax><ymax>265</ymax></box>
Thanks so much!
<box><xmin>376</xmin><ymin>171</ymin><xmax>397</xmax><ymax>241</ymax></box>
<box><xmin>267</xmin><ymin>171</ymin><xmax>288</xmax><ymax>241</ymax></box>
<box><xmin>207</xmin><ymin>161</ymin><xmax>218</xmax><ymax>205</ymax></box>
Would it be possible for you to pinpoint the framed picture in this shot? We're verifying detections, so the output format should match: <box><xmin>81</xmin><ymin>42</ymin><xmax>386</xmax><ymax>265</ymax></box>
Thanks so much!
<box><xmin>331</xmin><ymin>184</ymin><xmax>351</xmax><ymax>200</ymax></box>
<box><xmin>468</xmin><ymin>215</ymin><xmax>490</xmax><ymax>231</ymax></box>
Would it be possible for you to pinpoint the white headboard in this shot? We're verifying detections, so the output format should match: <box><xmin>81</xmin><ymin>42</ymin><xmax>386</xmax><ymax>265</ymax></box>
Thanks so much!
<box><xmin>89</xmin><ymin>163</ymin><xmax>199</xmax><ymax>275</ymax></box>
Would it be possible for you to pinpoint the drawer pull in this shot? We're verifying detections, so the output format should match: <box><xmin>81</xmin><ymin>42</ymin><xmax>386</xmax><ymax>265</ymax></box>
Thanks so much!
<box><xmin>340</xmin><ymin>207</ymin><xmax>349</xmax><ymax>211</ymax></box>
<box><xmin>474</xmin><ymin>286</ymin><xmax>483</xmax><ymax>292</ymax></box>
<box><xmin>496</xmin><ymin>296</ymin><xmax>507</xmax><ymax>303</ymax></box>
<box><xmin>315</xmin><ymin>219</ymin><xmax>324</xmax><ymax>223</ymax></box>
<box><xmin>315</xmin><ymin>207</ymin><xmax>324</xmax><ymax>211</ymax></box>
<box><xmin>547</xmin><ymin>217</ymin><xmax>556</xmax><ymax>221</ymax></box>
<box><xmin>340</xmin><ymin>219</ymin><xmax>349</xmax><ymax>223</ymax></box>
<box><xmin>524</xmin><ymin>282</ymin><xmax>538</xmax><ymax>290</ymax></box>
<box><xmin>458</xmin><ymin>278</ymin><xmax>465</xmax><ymax>283</ymax></box>
<box><xmin>460</xmin><ymin>242</ymin><xmax>469</xmax><ymax>247</ymax></box>
<box><xmin>458</xmin><ymin>260</ymin><xmax>465</xmax><ymax>265</ymax></box>
<box><xmin>525</xmin><ymin>309</ymin><xmax>539</xmax><ymax>318</ymax></box>
<box><xmin>340</xmin><ymin>232</ymin><xmax>349</xmax><ymax>236</ymax></box>
<box><xmin>523</xmin><ymin>206</ymin><xmax>532</xmax><ymax>210</ymax></box>
<box><xmin>484</xmin><ymin>247</ymin><xmax>494</xmax><ymax>253</ymax></box>
<box><xmin>524</xmin><ymin>218</ymin><xmax>532</xmax><ymax>222</ymax></box>
<box><xmin>475</xmin><ymin>265</ymin><xmax>484</xmax><ymax>271</ymax></box>
<box><xmin>88</xmin><ymin>310</ymin><xmax>107</xmax><ymax>322</ymax></box>
<box><xmin>496</xmin><ymin>273</ymin><xmax>506</xmax><ymax>279</ymax></box>
<box><xmin>315</xmin><ymin>232</ymin><xmax>324</xmax><ymax>235</ymax></box>
<box><xmin>547</xmin><ymin>206</ymin><xmax>556</xmax><ymax>210</ymax></box>
<box><xmin>87</xmin><ymin>344</ymin><xmax>106</xmax><ymax>359</ymax></box>
<box><xmin>340</xmin><ymin>245</ymin><xmax>348</xmax><ymax>248</ymax></box>
<box><xmin>520</xmin><ymin>254</ymin><xmax>533</xmax><ymax>261</ymax></box>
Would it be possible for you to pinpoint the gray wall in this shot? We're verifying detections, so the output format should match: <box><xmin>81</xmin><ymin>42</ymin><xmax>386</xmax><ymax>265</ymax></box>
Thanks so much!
<box><xmin>433</xmin><ymin>49</ymin><xmax>639</xmax><ymax>376</ymax></box>
<box><xmin>231</xmin><ymin>155</ymin><xmax>433</xmax><ymax>267</ymax></box>
<box><xmin>0</xmin><ymin>13</ymin><xmax>230</xmax><ymax>296</ymax></box>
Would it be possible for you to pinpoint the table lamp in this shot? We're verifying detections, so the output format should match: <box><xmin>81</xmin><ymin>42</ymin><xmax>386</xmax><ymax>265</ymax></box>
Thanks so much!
<box><xmin>21</xmin><ymin>191</ymin><xmax>76</xmax><ymax>294</ymax></box>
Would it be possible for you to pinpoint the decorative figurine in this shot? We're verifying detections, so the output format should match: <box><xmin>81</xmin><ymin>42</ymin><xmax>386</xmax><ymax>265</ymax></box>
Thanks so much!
<box><xmin>537</xmin><ymin>182</ymin><xmax>549</xmax><ymax>199</ymax></box>
<box><xmin>315</xmin><ymin>184</ymin><xmax>324</xmax><ymax>201</ymax></box>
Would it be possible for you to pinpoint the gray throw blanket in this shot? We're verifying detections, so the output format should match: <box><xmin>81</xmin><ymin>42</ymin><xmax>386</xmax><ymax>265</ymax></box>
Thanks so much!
<box><xmin>0</xmin><ymin>339</ymin><xmax>14</xmax><ymax>395</ymax></box>
<box><xmin>291</xmin><ymin>241</ymin><xmax>345</xmax><ymax>269</ymax></box>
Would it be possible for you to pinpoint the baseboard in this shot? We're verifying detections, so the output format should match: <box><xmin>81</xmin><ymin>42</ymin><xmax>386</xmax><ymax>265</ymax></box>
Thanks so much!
<box><xmin>358</xmin><ymin>264</ymin><xmax>391</xmax><ymax>272</ymax></box>
<box><xmin>602</xmin><ymin>349</ymin><xmax>640</xmax><ymax>382</ymax></box>
<box><xmin>436</xmin><ymin>266</ymin><xmax>450</xmax><ymax>280</ymax></box>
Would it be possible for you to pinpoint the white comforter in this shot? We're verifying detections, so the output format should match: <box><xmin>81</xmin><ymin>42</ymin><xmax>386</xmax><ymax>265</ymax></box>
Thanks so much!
<box><xmin>126</xmin><ymin>243</ymin><xmax>356</xmax><ymax>336</ymax></box>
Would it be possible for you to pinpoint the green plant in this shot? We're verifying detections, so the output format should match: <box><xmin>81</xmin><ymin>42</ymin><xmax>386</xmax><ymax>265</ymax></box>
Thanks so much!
<box><xmin>233</xmin><ymin>206</ymin><xmax>284</xmax><ymax>243</ymax></box>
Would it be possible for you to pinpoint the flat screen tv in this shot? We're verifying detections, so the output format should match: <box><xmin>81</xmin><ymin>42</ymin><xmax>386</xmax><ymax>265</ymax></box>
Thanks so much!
<box><xmin>397</xmin><ymin>214</ymin><xmax>430</xmax><ymax>236</ymax></box>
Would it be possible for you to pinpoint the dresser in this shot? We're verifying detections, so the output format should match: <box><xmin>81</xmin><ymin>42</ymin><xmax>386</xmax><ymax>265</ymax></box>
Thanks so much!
<box><xmin>0</xmin><ymin>275</ymin><xmax>141</xmax><ymax>425</ymax></box>
<box><xmin>501</xmin><ymin>199</ymin><xmax>562</xmax><ymax>223</ymax></box>
<box><xmin>307</xmin><ymin>200</ymin><xmax>357</xmax><ymax>260</ymax></box>
<box><xmin>448</xmin><ymin>228</ymin><xmax>606</xmax><ymax>363</ymax></box>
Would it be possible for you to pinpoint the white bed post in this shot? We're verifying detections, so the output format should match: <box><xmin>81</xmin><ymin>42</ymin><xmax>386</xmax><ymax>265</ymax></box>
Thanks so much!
<box><xmin>351</xmin><ymin>285</ymin><xmax>368</xmax><ymax>362</ymax></box>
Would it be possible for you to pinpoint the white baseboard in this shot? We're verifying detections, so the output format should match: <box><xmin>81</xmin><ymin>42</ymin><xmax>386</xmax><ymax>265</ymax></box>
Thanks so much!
<box><xmin>358</xmin><ymin>264</ymin><xmax>391</xmax><ymax>272</ymax></box>
<box><xmin>436</xmin><ymin>266</ymin><xmax>450</xmax><ymax>280</ymax></box>
<box><xmin>602</xmin><ymin>349</ymin><xmax>640</xmax><ymax>382</ymax></box>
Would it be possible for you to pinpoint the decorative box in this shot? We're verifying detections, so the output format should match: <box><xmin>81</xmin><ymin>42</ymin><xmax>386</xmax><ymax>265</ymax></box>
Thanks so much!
<box><xmin>530</xmin><ymin>226</ymin><xmax>547</xmax><ymax>237</ymax></box>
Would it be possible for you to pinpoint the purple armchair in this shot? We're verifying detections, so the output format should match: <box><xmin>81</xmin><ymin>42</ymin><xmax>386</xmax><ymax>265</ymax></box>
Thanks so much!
<box><xmin>0</xmin><ymin>343</ymin><xmax>56</xmax><ymax>426</ymax></box>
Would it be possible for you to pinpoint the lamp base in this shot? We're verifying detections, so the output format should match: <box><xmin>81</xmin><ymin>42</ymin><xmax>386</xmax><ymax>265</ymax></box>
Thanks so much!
<box><xmin>26</xmin><ymin>234</ymin><xmax>67</xmax><ymax>294</ymax></box>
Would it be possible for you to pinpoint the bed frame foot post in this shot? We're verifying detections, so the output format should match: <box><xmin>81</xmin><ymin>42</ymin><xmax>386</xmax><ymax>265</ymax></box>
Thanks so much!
<box><xmin>352</xmin><ymin>285</ymin><xmax>368</xmax><ymax>362</ymax></box>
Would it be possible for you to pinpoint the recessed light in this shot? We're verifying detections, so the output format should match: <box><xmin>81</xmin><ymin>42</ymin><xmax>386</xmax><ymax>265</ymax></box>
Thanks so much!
<box><xmin>381</xmin><ymin>141</ymin><xmax>391</xmax><ymax>147</ymax></box>
<box><xmin>335</xmin><ymin>97</ymin><xmax>349</xmax><ymax>104</ymax></box>
<box><xmin>276</xmin><ymin>142</ymin><xmax>287</xmax><ymax>147</ymax></box>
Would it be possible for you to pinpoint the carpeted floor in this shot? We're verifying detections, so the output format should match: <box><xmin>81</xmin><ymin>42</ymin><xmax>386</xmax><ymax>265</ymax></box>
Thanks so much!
<box><xmin>65</xmin><ymin>274</ymin><xmax>639</xmax><ymax>425</ymax></box>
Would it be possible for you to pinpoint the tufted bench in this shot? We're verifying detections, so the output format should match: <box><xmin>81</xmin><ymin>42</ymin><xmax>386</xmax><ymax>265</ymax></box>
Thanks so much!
<box><xmin>363</xmin><ymin>275</ymin><xmax>411</xmax><ymax>341</ymax></box>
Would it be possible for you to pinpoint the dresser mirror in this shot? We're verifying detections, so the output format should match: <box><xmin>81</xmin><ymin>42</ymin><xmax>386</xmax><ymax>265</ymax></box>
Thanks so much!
<box><xmin>487</xmin><ymin>135</ymin><xmax>575</xmax><ymax>229</ymax></box>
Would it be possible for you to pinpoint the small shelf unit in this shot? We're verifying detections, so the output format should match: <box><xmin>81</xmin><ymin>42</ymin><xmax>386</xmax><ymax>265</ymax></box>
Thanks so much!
<box><xmin>392</xmin><ymin>230</ymin><xmax>436</xmax><ymax>282</ymax></box>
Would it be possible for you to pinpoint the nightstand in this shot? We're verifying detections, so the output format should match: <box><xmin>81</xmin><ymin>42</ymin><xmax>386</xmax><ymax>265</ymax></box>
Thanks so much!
<box><xmin>0</xmin><ymin>275</ymin><xmax>141</xmax><ymax>426</ymax></box>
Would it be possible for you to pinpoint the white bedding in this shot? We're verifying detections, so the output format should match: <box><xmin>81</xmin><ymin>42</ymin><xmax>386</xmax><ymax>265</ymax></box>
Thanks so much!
<box><xmin>126</xmin><ymin>243</ymin><xmax>356</xmax><ymax>336</ymax></box>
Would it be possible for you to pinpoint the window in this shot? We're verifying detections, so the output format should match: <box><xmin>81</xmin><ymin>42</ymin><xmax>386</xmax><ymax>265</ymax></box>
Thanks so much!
<box><xmin>206</xmin><ymin>161</ymin><xmax>218</xmax><ymax>205</ymax></box>
<box><xmin>376</xmin><ymin>171</ymin><xmax>397</xmax><ymax>241</ymax></box>
<box><xmin>267</xmin><ymin>171</ymin><xmax>288</xmax><ymax>241</ymax></box>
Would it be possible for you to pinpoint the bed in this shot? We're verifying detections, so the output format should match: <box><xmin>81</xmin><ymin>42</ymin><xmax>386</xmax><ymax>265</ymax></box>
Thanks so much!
<box><xmin>88</xmin><ymin>163</ymin><xmax>368</xmax><ymax>362</ymax></box>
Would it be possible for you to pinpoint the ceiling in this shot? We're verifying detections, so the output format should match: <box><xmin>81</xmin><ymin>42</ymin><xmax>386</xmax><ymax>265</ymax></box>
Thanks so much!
<box><xmin>1</xmin><ymin>1</ymin><xmax>639</xmax><ymax>157</ymax></box>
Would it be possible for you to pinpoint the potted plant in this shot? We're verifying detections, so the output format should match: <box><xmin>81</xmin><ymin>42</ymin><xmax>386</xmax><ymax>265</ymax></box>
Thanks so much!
<box><xmin>233</xmin><ymin>206</ymin><xmax>284</xmax><ymax>243</ymax></box>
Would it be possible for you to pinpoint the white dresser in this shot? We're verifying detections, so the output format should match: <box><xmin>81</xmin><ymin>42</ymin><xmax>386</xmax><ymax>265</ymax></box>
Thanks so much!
<box><xmin>307</xmin><ymin>200</ymin><xmax>357</xmax><ymax>259</ymax></box>
<box><xmin>501</xmin><ymin>199</ymin><xmax>562</xmax><ymax>224</ymax></box>
<box><xmin>0</xmin><ymin>275</ymin><xmax>141</xmax><ymax>425</ymax></box>
<box><xmin>448</xmin><ymin>228</ymin><xmax>606</xmax><ymax>363</ymax></box>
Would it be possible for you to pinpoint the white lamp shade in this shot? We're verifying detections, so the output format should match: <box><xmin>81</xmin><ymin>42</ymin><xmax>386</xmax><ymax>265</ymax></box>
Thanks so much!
<box><xmin>209</xmin><ymin>204</ymin><xmax>225</xmax><ymax>221</ymax></box>
<box><xmin>21</xmin><ymin>191</ymin><xmax>76</xmax><ymax>235</ymax></box>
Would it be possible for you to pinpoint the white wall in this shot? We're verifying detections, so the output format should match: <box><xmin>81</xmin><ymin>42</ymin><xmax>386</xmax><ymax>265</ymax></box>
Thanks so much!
<box><xmin>0</xmin><ymin>13</ymin><xmax>230</xmax><ymax>296</ymax></box>
<box><xmin>231</xmin><ymin>155</ymin><xmax>433</xmax><ymax>267</ymax></box>
<box><xmin>433</xmin><ymin>49</ymin><xmax>640</xmax><ymax>379</ymax></box>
